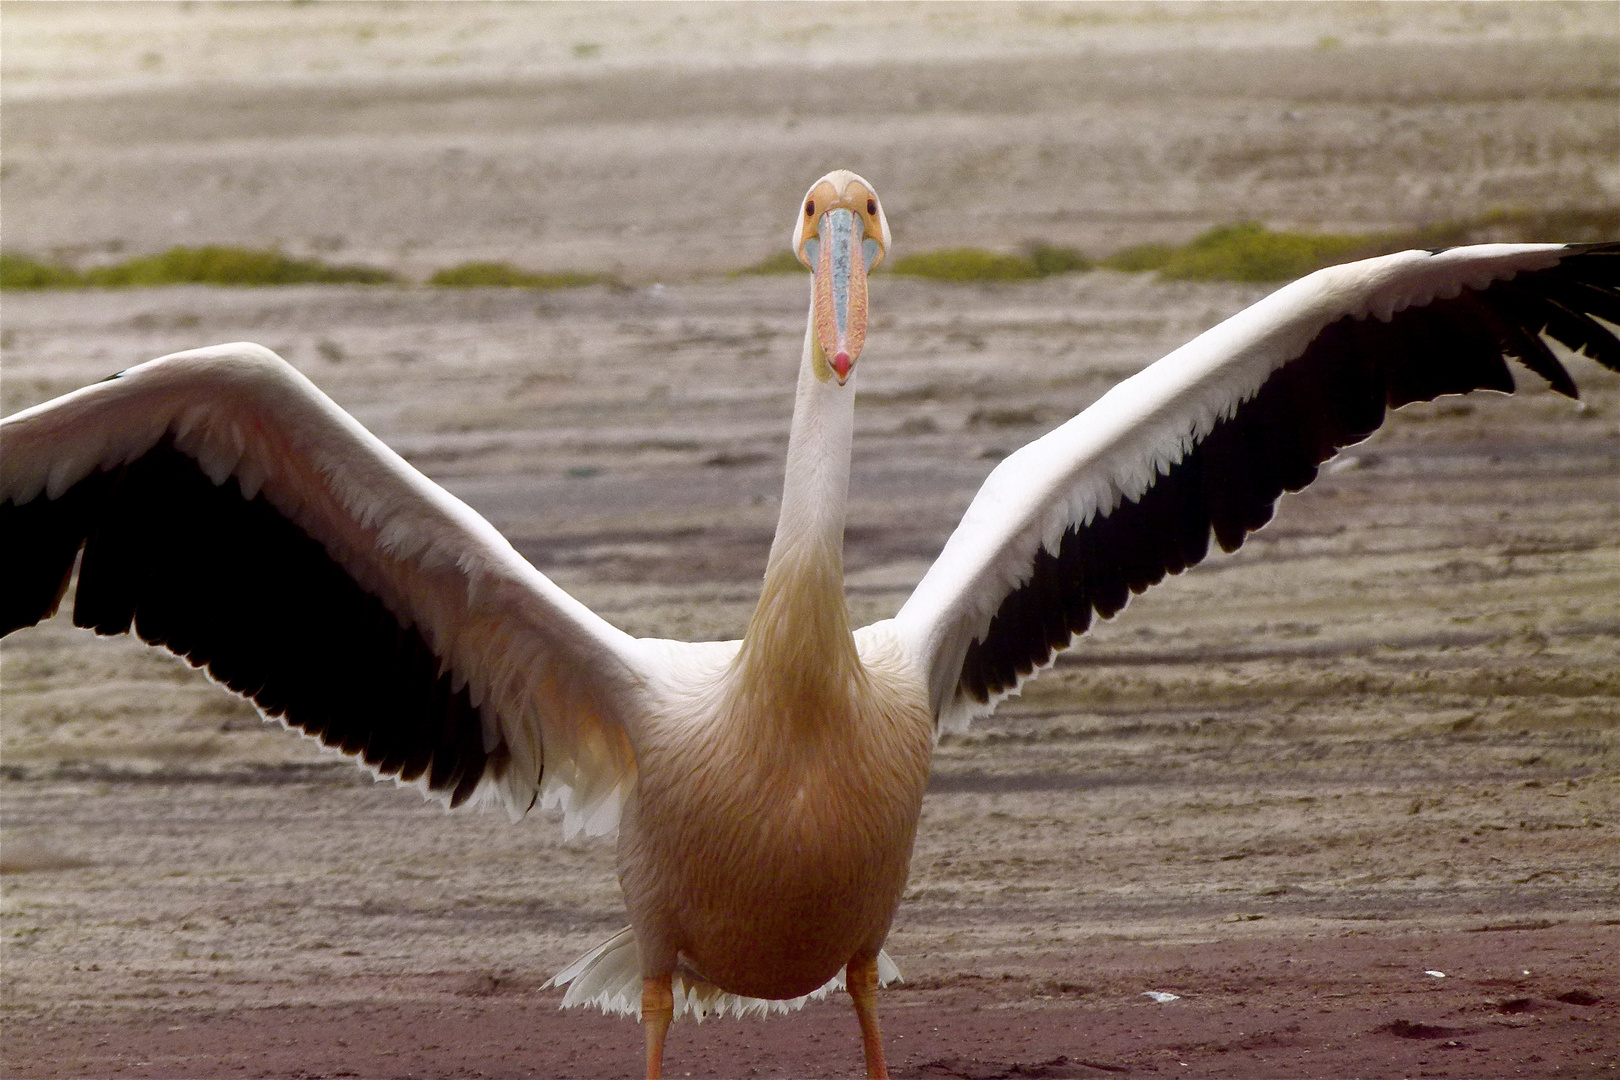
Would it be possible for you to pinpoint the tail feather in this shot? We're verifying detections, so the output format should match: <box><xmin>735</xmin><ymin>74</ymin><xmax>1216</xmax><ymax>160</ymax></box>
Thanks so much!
<box><xmin>546</xmin><ymin>927</ymin><xmax>902</xmax><ymax>1022</ymax></box>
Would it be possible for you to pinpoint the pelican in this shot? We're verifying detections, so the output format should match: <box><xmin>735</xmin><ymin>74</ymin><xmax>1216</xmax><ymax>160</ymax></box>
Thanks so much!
<box><xmin>2</xmin><ymin>170</ymin><xmax>1616</xmax><ymax>1079</ymax></box>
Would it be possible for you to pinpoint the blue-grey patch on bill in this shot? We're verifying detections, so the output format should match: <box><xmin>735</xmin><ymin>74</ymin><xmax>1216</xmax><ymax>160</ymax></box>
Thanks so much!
<box><xmin>823</xmin><ymin>208</ymin><xmax>866</xmax><ymax>338</ymax></box>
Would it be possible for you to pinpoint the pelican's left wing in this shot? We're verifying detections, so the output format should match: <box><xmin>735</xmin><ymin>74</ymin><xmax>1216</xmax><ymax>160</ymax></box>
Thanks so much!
<box><xmin>891</xmin><ymin>243</ymin><xmax>1619</xmax><ymax>729</ymax></box>
<box><xmin>2</xmin><ymin>344</ymin><xmax>649</xmax><ymax>833</ymax></box>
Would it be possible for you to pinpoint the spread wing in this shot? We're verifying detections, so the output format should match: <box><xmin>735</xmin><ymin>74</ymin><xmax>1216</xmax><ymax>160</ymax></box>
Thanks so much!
<box><xmin>890</xmin><ymin>243</ymin><xmax>1620</xmax><ymax>729</ymax></box>
<box><xmin>2</xmin><ymin>343</ymin><xmax>651</xmax><ymax>834</ymax></box>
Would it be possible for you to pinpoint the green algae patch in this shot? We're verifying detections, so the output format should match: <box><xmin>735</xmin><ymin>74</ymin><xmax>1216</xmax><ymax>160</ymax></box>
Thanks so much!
<box><xmin>886</xmin><ymin>244</ymin><xmax>1091</xmax><ymax>283</ymax></box>
<box><xmin>1099</xmin><ymin>208</ymin><xmax>1618</xmax><ymax>283</ymax></box>
<box><xmin>427</xmin><ymin>261</ymin><xmax>611</xmax><ymax>289</ymax></box>
<box><xmin>88</xmin><ymin>246</ymin><xmax>398</xmax><ymax>287</ymax></box>
<box><xmin>889</xmin><ymin>247</ymin><xmax>1037</xmax><ymax>282</ymax></box>
<box><xmin>730</xmin><ymin>250</ymin><xmax>808</xmax><ymax>276</ymax></box>
<box><xmin>0</xmin><ymin>254</ymin><xmax>86</xmax><ymax>290</ymax></box>
<box><xmin>1101</xmin><ymin>223</ymin><xmax>1377</xmax><ymax>283</ymax></box>
<box><xmin>1026</xmin><ymin>243</ymin><xmax>1094</xmax><ymax>277</ymax></box>
<box><xmin>1404</xmin><ymin>207</ymin><xmax>1619</xmax><ymax>248</ymax></box>
<box><xmin>1</xmin><ymin>247</ymin><xmax>398</xmax><ymax>290</ymax></box>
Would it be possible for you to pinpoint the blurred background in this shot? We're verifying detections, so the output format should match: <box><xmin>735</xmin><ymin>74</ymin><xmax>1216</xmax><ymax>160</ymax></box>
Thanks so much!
<box><xmin>4</xmin><ymin>1</ymin><xmax>1615</xmax><ymax>280</ymax></box>
<box><xmin>2</xmin><ymin>5</ymin><xmax>1617</xmax><ymax>1076</ymax></box>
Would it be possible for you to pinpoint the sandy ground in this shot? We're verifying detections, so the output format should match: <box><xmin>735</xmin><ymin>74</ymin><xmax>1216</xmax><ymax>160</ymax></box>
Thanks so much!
<box><xmin>3</xmin><ymin>3</ymin><xmax>1617</xmax><ymax>276</ymax></box>
<box><xmin>3</xmin><ymin>4</ymin><xmax>1619</xmax><ymax>1078</ymax></box>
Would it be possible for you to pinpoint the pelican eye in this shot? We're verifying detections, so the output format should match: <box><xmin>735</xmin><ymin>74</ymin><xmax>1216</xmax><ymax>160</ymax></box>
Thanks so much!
<box><xmin>805</xmin><ymin>201</ymin><xmax>815</xmax><ymax>216</ymax></box>
<box><xmin>867</xmin><ymin>199</ymin><xmax>876</xmax><ymax>215</ymax></box>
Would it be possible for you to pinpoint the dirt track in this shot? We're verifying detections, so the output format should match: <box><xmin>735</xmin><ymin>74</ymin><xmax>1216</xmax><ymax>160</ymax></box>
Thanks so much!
<box><xmin>2</xmin><ymin>4</ymin><xmax>1618</xmax><ymax>1078</ymax></box>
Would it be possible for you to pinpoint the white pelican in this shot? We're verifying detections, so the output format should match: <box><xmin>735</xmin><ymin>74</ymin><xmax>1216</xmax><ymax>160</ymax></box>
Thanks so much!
<box><xmin>2</xmin><ymin>170</ymin><xmax>1617</xmax><ymax>1079</ymax></box>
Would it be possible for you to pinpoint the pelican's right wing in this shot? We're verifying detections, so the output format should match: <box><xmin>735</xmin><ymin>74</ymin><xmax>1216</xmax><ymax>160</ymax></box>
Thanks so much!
<box><xmin>2</xmin><ymin>344</ymin><xmax>651</xmax><ymax>835</ymax></box>
<box><xmin>891</xmin><ymin>243</ymin><xmax>1620</xmax><ymax>730</ymax></box>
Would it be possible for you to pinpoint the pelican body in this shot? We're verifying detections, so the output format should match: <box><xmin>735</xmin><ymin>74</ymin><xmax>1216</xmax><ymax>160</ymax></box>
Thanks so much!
<box><xmin>3</xmin><ymin>169</ymin><xmax>1617</xmax><ymax>1078</ymax></box>
<box><xmin>623</xmin><ymin>630</ymin><xmax>930</xmax><ymax>1002</ymax></box>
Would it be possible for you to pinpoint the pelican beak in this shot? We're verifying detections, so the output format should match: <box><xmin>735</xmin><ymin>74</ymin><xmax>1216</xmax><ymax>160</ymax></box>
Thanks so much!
<box><xmin>809</xmin><ymin>208</ymin><xmax>870</xmax><ymax>386</ymax></box>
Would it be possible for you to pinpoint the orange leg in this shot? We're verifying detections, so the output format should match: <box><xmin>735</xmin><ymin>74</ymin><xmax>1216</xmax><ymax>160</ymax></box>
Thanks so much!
<box><xmin>642</xmin><ymin>974</ymin><xmax>674</xmax><ymax>1080</ymax></box>
<box><xmin>846</xmin><ymin>955</ymin><xmax>889</xmax><ymax>1079</ymax></box>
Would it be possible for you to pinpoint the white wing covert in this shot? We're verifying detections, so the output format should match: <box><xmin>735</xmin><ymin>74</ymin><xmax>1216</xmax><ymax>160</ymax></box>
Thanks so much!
<box><xmin>1</xmin><ymin>344</ymin><xmax>649</xmax><ymax>834</ymax></box>
<box><xmin>892</xmin><ymin>243</ymin><xmax>1620</xmax><ymax>730</ymax></box>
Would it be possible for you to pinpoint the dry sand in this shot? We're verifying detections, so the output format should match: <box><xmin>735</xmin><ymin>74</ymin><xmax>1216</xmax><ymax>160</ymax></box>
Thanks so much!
<box><xmin>2</xmin><ymin>4</ymin><xmax>1617</xmax><ymax>1077</ymax></box>
<box><xmin>4</xmin><ymin>2</ymin><xmax>1617</xmax><ymax>275</ymax></box>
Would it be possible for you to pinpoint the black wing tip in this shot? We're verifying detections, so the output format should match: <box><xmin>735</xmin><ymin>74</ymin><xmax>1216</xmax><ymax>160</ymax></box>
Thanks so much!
<box><xmin>1425</xmin><ymin>242</ymin><xmax>1620</xmax><ymax>258</ymax></box>
<box><xmin>18</xmin><ymin>437</ymin><xmax>500</xmax><ymax>810</ymax></box>
<box><xmin>955</xmin><ymin>247</ymin><xmax>1620</xmax><ymax>705</ymax></box>
<box><xmin>448</xmin><ymin>769</ymin><xmax>483</xmax><ymax>809</ymax></box>
<box><xmin>1557</xmin><ymin>240</ymin><xmax>1620</xmax><ymax>257</ymax></box>
<box><xmin>2</xmin><ymin>471</ymin><xmax>123</xmax><ymax>637</ymax></box>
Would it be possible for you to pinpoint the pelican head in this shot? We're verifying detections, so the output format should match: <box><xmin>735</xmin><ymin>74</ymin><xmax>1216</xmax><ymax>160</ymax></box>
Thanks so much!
<box><xmin>792</xmin><ymin>170</ymin><xmax>890</xmax><ymax>385</ymax></box>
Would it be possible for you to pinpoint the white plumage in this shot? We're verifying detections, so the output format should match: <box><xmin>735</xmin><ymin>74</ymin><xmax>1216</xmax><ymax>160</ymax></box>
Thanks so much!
<box><xmin>3</xmin><ymin>171</ymin><xmax>1615</xmax><ymax>1079</ymax></box>
<box><xmin>895</xmin><ymin>243</ymin><xmax>1581</xmax><ymax>726</ymax></box>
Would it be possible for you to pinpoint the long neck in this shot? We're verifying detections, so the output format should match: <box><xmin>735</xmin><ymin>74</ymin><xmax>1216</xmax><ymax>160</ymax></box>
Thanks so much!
<box><xmin>732</xmin><ymin>310</ymin><xmax>862</xmax><ymax>707</ymax></box>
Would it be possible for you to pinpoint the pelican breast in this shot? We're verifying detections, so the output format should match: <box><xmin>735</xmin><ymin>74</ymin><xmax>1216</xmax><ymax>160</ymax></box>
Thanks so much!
<box><xmin>620</xmin><ymin>626</ymin><xmax>932</xmax><ymax>1000</ymax></box>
